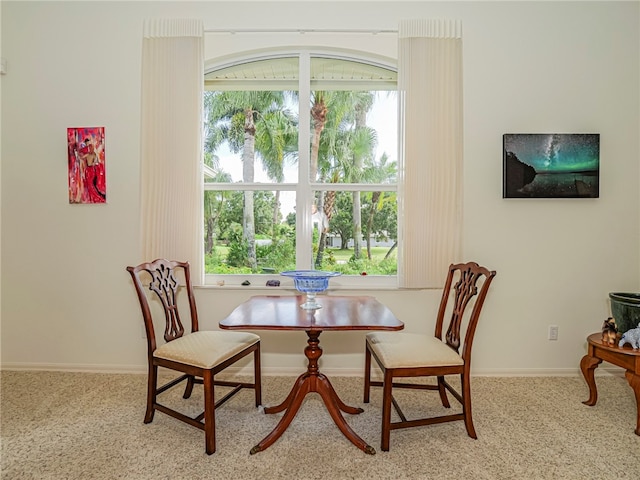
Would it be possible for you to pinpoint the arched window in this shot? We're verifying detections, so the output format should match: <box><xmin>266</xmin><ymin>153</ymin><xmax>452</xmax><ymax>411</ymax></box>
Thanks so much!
<box><xmin>203</xmin><ymin>51</ymin><xmax>398</xmax><ymax>287</ymax></box>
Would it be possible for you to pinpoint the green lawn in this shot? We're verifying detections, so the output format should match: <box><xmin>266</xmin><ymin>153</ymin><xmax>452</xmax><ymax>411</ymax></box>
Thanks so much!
<box><xmin>214</xmin><ymin>245</ymin><xmax>395</xmax><ymax>262</ymax></box>
<box><xmin>209</xmin><ymin>244</ymin><xmax>397</xmax><ymax>275</ymax></box>
<box><xmin>326</xmin><ymin>246</ymin><xmax>395</xmax><ymax>263</ymax></box>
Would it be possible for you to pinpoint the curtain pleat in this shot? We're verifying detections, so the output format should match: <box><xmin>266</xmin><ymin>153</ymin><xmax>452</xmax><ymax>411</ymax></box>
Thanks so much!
<box><xmin>140</xmin><ymin>19</ymin><xmax>204</xmax><ymax>284</ymax></box>
<box><xmin>398</xmin><ymin>19</ymin><xmax>463</xmax><ymax>288</ymax></box>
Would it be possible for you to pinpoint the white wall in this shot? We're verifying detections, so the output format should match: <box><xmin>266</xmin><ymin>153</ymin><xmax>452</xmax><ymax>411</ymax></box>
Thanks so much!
<box><xmin>1</xmin><ymin>1</ymin><xmax>638</xmax><ymax>376</ymax></box>
<box><xmin>0</xmin><ymin>0</ymin><xmax>3</xmax><ymax>365</ymax></box>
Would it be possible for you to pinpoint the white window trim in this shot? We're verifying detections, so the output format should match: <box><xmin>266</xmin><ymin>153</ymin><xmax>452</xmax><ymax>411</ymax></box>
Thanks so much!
<box><xmin>203</xmin><ymin>48</ymin><xmax>399</xmax><ymax>290</ymax></box>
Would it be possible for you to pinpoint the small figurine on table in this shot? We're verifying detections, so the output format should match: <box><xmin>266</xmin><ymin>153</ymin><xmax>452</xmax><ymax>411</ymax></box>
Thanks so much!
<box><xmin>601</xmin><ymin>317</ymin><xmax>618</xmax><ymax>346</ymax></box>
<box><xmin>619</xmin><ymin>324</ymin><xmax>640</xmax><ymax>350</ymax></box>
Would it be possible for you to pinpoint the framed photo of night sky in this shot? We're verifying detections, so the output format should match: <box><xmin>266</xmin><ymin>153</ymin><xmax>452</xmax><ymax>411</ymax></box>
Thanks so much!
<box><xmin>503</xmin><ymin>134</ymin><xmax>599</xmax><ymax>198</ymax></box>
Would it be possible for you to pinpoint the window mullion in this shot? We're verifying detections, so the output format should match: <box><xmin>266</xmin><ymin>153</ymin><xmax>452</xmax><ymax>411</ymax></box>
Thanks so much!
<box><xmin>296</xmin><ymin>53</ymin><xmax>313</xmax><ymax>269</ymax></box>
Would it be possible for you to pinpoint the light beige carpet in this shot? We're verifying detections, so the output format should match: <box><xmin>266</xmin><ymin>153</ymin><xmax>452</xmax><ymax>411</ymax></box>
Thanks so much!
<box><xmin>1</xmin><ymin>371</ymin><xmax>639</xmax><ymax>479</ymax></box>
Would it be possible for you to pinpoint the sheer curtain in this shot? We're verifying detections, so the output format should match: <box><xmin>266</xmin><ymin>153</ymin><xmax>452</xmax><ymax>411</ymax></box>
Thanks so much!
<box><xmin>397</xmin><ymin>19</ymin><xmax>463</xmax><ymax>288</ymax></box>
<box><xmin>140</xmin><ymin>19</ymin><xmax>204</xmax><ymax>283</ymax></box>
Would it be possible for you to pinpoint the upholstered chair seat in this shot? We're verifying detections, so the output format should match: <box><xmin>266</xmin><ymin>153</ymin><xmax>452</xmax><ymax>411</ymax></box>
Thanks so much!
<box><xmin>154</xmin><ymin>331</ymin><xmax>260</xmax><ymax>369</ymax></box>
<box><xmin>366</xmin><ymin>332</ymin><xmax>464</xmax><ymax>369</ymax></box>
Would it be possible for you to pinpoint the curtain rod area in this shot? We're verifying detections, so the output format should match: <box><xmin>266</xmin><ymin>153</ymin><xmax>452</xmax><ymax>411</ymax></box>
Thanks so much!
<box><xmin>205</xmin><ymin>28</ymin><xmax>397</xmax><ymax>35</ymax></box>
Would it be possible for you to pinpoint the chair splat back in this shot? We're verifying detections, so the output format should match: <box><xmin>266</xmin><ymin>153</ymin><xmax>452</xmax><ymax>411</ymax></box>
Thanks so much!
<box><xmin>147</xmin><ymin>261</ymin><xmax>192</xmax><ymax>342</ymax></box>
<box><xmin>127</xmin><ymin>259</ymin><xmax>198</xmax><ymax>353</ymax></box>
<box><xmin>437</xmin><ymin>263</ymin><xmax>492</xmax><ymax>356</ymax></box>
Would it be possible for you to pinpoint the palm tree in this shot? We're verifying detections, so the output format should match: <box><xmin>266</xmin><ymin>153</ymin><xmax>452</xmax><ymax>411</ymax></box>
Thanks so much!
<box><xmin>349</xmin><ymin>94</ymin><xmax>375</xmax><ymax>260</ymax></box>
<box><xmin>310</xmin><ymin>91</ymin><xmax>328</xmax><ymax>182</ymax></box>
<box><xmin>310</xmin><ymin>91</ymin><xmax>354</xmax><ymax>266</ymax></box>
<box><xmin>309</xmin><ymin>90</ymin><xmax>334</xmax><ymax>267</ymax></box>
<box><xmin>204</xmin><ymin>90</ymin><xmax>295</xmax><ymax>271</ymax></box>
<box><xmin>254</xmin><ymin>110</ymin><xmax>298</xmax><ymax>238</ymax></box>
<box><xmin>312</xmin><ymin>91</ymin><xmax>377</xmax><ymax>266</ymax></box>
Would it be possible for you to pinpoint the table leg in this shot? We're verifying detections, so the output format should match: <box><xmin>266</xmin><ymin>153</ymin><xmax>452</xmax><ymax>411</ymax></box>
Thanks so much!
<box><xmin>250</xmin><ymin>330</ymin><xmax>375</xmax><ymax>455</ymax></box>
<box><xmin>580</xmin><ymin>354</ymin><xmax>602</xmax><ymax>406</ymax></box>
<box><xmin>319</xmin><ymin>374</ymin><xmax>364</xmax><ymax>415</ymax></box>
<box><xmin>315</xmin><ymin>373</ymin><xmax>373</xmax><ymax>453</ymax></box>
<box><xmin>251</xmin><ymin>371</ymin><xmax>312</xmax><ymax>454</ymax></box>
<box><xmin>263</xmin><ymin>375</ymin><xmax>304</xmax><ymax>415</ymax></box>
<box><xmin>624</xmin><ymin>370</ymin><xmax>640</xmax><ymax>436</ymax></box>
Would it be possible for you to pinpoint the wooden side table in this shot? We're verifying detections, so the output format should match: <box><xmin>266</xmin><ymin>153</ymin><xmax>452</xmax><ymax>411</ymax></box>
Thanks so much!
<box><xmin>580</xmin><ymin>332</ymin><xmax>640</xmax><ymax>435</ymax></box>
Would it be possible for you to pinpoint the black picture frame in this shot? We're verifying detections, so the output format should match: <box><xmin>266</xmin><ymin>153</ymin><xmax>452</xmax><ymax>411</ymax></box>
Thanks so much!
<box><xmin>503</xmin><ymin>133</ymin><xmax>599</xmax><ymax>198</ymax></box>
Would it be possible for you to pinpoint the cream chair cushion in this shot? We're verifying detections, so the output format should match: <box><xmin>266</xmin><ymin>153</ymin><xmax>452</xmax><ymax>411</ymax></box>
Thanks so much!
<box><xmin>366</xmin><ymin>332</ymin><xmax>463</xmax><ymax>368</ymax></box>
<box><xmin>154</xmin><ymin>331</ymin><xmax>260</xmax><ymax>369</ymax></box>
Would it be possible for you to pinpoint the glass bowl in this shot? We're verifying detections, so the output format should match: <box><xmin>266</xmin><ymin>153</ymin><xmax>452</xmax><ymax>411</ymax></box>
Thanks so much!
<box><xmin>280</xmin><ymin>270</ymin><xmax>341</xmax><ymax>309</ymax></box>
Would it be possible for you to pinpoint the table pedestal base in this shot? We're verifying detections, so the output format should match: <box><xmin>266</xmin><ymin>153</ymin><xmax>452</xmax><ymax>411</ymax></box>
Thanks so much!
<box><xmin>250</xmin><ymin>330</ymin><xmax>376</xmax><ymax>455</ymax></box>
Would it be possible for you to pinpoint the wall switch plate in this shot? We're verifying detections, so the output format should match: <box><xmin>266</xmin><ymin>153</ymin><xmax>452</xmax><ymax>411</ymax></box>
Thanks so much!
<box><xmin>548</xmin><ymin>325</ymin><xmax>559</xmax><ymax>341</ymax></box>
<box><xmin>0</xmin><ymin>58</ymin><xmax>7</xmax><ymax>75</ymax></box>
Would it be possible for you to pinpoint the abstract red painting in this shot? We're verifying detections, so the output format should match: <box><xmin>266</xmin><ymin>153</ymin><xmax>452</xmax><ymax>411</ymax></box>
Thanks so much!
<box><xmin>67</xmin><ymin>127</ymin><xmax>106</xmax><ymax>204</ymax></box>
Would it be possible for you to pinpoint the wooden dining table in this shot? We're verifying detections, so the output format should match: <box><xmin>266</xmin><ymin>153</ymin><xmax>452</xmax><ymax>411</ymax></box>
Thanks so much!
<box><xmin>219</xmin><ymin>294</ymin><xmax>404</xmax><ymax>455</ymax></box>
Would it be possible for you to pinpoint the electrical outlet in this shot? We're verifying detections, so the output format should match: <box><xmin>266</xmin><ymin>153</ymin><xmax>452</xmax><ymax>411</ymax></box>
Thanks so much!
<box><xmin>548</xmin><ymin>325</ymin><xmax>559</xmax><ymax>341</ymax></box>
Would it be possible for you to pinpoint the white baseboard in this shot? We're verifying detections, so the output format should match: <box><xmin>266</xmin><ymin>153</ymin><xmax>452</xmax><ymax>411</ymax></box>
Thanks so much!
<box><xmin>0</xmin><ymin>362</ymin><xmax>148</xmax><ymax>374</ymax></box>
<box><xmin>0</xmin><ymin>362</ymin><xmax>625</xmax><ymax>377</ymax></box>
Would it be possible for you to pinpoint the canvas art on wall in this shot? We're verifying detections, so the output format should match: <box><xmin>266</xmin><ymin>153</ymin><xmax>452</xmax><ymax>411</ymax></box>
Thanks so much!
<box><xmin>503</xmin><ymin>133</ymin><xmax>599</xmax><ymax>198</ymax></box>
<box><xmin>67</xmin><ymin>127</ymin><xmax>106</xmax><ymax>204</ymax></box>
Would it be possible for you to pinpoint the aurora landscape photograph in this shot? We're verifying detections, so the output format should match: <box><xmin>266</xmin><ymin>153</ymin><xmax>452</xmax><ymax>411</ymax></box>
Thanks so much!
<box><xmin>503</xmin><ymin>133</ymin><xmax>600</xmax><ymax>198</ymax></box>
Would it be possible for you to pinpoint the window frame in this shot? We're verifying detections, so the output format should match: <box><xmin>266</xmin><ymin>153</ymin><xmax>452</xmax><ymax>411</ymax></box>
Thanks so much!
<box><xmin>203</xmin><ymin>49</ymin><xmax>399</xmax><ymax>289</ymax></box>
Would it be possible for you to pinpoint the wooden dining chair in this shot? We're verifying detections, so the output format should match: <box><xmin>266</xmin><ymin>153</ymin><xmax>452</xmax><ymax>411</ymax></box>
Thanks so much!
<box><xmin>363</xmin><ymin>261</ymin><xmax>496</xmax><ymax>451</ymax></box>
<box><xmin>126</xmin><ymin>258</ymin><xmax>262</xmax><ymax>455</ymax></box>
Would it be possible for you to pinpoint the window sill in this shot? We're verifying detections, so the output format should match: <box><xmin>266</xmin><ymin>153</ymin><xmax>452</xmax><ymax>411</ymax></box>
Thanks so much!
<box><xmin>196</xmin><ymin>284</ymin><xmax>402</xmax><ymax>292</ymax></box>
<box><xmin>200</xmin><ymin>274</ymin><xmax>399</xmax><ymax>291</ymax></box>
